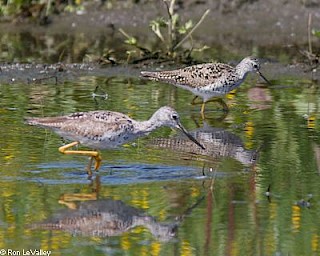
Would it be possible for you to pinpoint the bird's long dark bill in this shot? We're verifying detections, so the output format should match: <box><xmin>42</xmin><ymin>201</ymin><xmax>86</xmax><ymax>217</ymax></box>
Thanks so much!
<box><xmin>257</xmin><ymin>71</ymin><xmax>272</xmax><ymax>85</ymax></box>
<box><xmin>176</xmin><ymin>123</ymin><xmax>205</xmax><ymax>150</ymax></box>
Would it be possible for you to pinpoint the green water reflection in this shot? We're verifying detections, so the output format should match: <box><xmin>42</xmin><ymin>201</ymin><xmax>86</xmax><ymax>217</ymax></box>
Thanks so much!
<box><xmin>1</xmin><ymin>72</ymin><xmax>320</xmax><ymax>255</ymax></box>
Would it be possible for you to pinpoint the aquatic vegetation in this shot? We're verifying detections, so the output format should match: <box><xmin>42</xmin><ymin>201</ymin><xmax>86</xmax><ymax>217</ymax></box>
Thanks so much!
<box><xmin>119</xmin><ymin>0</ymin><xmax>210</xmax><ymax>64</ymax></box>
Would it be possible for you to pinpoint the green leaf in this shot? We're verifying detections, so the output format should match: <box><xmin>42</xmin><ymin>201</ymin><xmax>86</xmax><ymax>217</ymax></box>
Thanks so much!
<box><xmin>178</xmin><ymin>26</ymin><xmax>187</xmax><ymax>34</ymax></box>
<box><xmin>185</xmin><ymin>20</ymin><xmax>193</xmax><ymax>30</ymax></box>
<box><xmin>312</xmin><ymin>29</ymin><xmax>320</xmax><ymax>38</ymax></box>
<box><xmin>151</xmin><ymin>17</ymin><xmax>167</xmax><ymax>27</ymax></box>
<box><xmin>150</xmin><ymin>20</ymin><xmax>165</xmax><ymax>42</ymax></box>
<box><xmin>177</xmin><ymin>20</ymin><xmax>193</xmax><ymax>34</ymax></box>
<box><xmin>171</xmin><ymin>13</ymin><xmax>179</xmax><ymax>28</ymax></box>
<box><xmin>124</xmin><ymin>37</ymin><xmax>137</xmax><ymax>45</ymax></box>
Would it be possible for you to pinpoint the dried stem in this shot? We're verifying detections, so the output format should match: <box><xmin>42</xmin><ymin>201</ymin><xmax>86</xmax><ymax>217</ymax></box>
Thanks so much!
<box><xmin>308</xmin><ymin>13</ymin><xmax>312</xmax><ymax>55</ymax></box>
<box><xmin>119</xmin><ymin>28</ymin><xmax>131</xmax><ymax>40</ymax></box>
<box><xmin>173</xmin><ymin>9</ymin><xmax>210</xmax><ymax>51</ymax></box>
<box><xmin>163</xmin><ymin>0</ymin><xmax>176</xmax><ymax>51</ymax></box>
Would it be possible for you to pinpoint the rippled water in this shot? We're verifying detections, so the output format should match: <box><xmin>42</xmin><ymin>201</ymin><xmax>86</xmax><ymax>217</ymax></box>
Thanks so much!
<box><xmin>0</xmin><ymin>63</ymin><xmax>320</xmax><ymax>256</ymax></box>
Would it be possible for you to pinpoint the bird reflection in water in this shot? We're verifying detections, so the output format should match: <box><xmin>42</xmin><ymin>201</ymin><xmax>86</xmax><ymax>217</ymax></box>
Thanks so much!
<box><xmin>31</xmin><ymin>176</ymin><xmax>205</xmax><ymax>242</ymax></box>
<box><xmin>32</xmin><ymin>198</ymin><xmax>177</xmax><ymax>241</ymax></box>
<box><xmin>151</xmin><ymin>120</ymin><xmax>259</xmax><ymax>168</ymax></box>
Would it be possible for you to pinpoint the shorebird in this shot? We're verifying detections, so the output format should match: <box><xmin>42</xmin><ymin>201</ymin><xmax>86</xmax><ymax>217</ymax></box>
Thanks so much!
<box><xmin>141</xmin><ymin>56</ymin><xmax>271</xmax><ymax>115</ymax></box>
<box><xmin>26</xmin><ymin>106</ymin><xmax>205</xmax><ymax>175</ymax></box>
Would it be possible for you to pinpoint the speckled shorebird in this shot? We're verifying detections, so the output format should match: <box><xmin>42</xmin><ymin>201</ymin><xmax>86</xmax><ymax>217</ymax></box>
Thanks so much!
<box><xmin>26</xmin><ymin>106</ymin><xmax>205</xmax><ymax>175</ymax></box>
<box><xmin>141</xmin><ymin>56</ymin><xmax>270</xmax><ymax>114</ymax></box>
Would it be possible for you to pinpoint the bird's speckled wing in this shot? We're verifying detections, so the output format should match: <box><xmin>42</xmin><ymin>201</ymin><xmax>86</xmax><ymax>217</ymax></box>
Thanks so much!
<box><xmin>141</xmin><ymin>63</ymin><xmax>235</xmax><ymax>88</ymax></box>
<box><xmin>26</xmin><ymin>111</ymin><xmax>134</xmax><ymax>142</ymax></box>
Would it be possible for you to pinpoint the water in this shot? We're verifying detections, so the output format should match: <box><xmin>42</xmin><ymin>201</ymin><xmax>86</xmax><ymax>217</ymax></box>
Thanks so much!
<box><xmin>0</xmin><ymin>58</ymin><xmax>320</xmax><ymax>255</ymax></box>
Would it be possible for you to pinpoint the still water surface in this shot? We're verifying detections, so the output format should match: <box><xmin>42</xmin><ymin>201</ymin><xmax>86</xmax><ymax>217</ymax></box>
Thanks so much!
<box><xmin>0</xmin><ymin>66</ymin><xmax>320</xmax><ymax>255</ymax></box>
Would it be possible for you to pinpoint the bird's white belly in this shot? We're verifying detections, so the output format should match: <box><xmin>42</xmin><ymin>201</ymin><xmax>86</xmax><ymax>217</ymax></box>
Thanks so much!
<box><xmin>81</xmin><ymin>133</ymin><xmax>137</xmax><ymax>149</ymax></box>
<box><xmin>192</xmin><ymin>78</ymin><xmax>245</xmax><ymax>101</ymax></box>
<box><xmin>56</xmin><ymin>130</ymin><xmax>138</xmax><ymax>150</ymax></box>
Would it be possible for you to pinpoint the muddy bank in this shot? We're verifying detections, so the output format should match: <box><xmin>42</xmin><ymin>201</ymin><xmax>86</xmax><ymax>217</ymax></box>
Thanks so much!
<box><xmin>0</xmin><ymin>60</ymin><xmax>318</xmax><ymax>85</ymax></box>
<box><xmin>0</xmin><ymin>0</ymin><xmax>319</xmax><ymax>49</ymax></box>
<box><xmin>0</xmin><ymin>1</ymin><xmax>319</xmax><ymax>73</ymax></box>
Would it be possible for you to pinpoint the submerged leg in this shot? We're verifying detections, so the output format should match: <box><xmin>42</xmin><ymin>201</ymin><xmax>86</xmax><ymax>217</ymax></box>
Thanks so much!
<box><xmin>200</xmin><ymin>102</ymin><xmax>206</xmax><ymax>119</ymax></box>
<box><xmin>58</xmin><ymin>141</ymin><xmax>102</xmax><ymax>173</ymax></box>
<box><xmin>200</xmin><ymin>101</ymin><xmax>206</xmax><ymax>114</ymax></box>
<box><xmin>86</xmin><ymin>157</ymin><xmax>94</xmax><ymax>176</ymax></box>
<box><xmin>204</xmin><ymin>98</ymin><xmax>229</xmax><ymax>112</ymax></box>
<box><xmin>93</xmin><ymin>154</ymin><xmax>102</xmax><ymax>170</ymax></box>
<box><xmin>191</xmin><ymin>96</ymin><xmax>200</xmax><ymax>105</ymax></box>
<box><xmin>200</xmin><ymin>98</ymin><xmax>229</xmax><ymax>119</ymax></box>
<box><xmin>215</xmin><ymin>98</ymin><xmax>229</xmax><ymax>112</ymax></box>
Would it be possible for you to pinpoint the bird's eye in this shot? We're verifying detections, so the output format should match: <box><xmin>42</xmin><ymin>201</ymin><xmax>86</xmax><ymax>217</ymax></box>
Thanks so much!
<box><xmin>253</xmin><ymin>64</ymin><xmax>259</xmax><ymax>69</ymax></box>
<box><xmin>172</xmin><ymin>114</ymin><xmax>178</xmax><ymax>120</ymax></box>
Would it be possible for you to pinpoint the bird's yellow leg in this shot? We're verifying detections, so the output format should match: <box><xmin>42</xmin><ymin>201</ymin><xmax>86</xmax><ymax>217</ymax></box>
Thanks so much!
<box><xmin>58</xmin><ymin>141</ymin><xmax>80</xmax><ymax>153</ymax></box>
<box><xmin>201</xmin><ymin>101</ymin><xmax>206</xmax><ymax>114</ymax></box>
<box><xmin>93</xmin><ymin>154</ymin><xmax>102</xmax><ymax>170</ymax></box>
<box><xmin>200</xmin><ymin>102</ymin><xmax>206</xmax><ymax>119</ymax></box>
<box><xmin>86</xmin><ymin>156</ymin><xmax>94</xmax><ymax>176</ymax></box>
<box><xmin>58</xmin><ymin>141</ymin><xmax>102</xmax><ymax>172</ymax></box>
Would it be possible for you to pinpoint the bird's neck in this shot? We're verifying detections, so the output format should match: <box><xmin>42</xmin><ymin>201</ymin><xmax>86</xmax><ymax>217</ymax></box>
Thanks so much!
<box><xmin>134</xmin><ymin>118</ymin><xmax>162</xmax><ymax>135</ymax></box>
<box><xmin>132</xmin><ymin>216</ymin><xmax>176</xmax><ymax>241</ymax></box>
<box><xmin>235</xmin><ymin>65</ymin><xmax>250</xmax><ymax>80</ymax></box>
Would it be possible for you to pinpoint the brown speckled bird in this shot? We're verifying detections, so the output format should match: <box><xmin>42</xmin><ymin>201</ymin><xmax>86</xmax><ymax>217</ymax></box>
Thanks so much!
<box><xmin>25</xmin><ymin>106</ymin><xmax>204</xmax><ymax>174</ymax></box>
<box><xmin>141</xmin><ymin>56</ymin><xmax>270</xmax><ymax>115</ymax></box>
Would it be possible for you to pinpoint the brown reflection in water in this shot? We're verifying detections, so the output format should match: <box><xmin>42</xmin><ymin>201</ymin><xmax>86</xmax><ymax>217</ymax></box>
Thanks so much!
<box><xmin>34</xmin><ymin>198</ymin><xmax>178</xmax><ymax>241</ymax></box>
<box><xmin>247</xmin><ymin>86</ymin><xmax>272</xmax><ymax>110</ymax></box>
<box><xmin>204</xmin><ymin>184</ymin><xmax>214</xmax><ymax>255</ymax></box>
<box><xmin>150</xmin><ymin>121</ymin><xmax>258</xmax><ymax>166</ymax></box>
<box><xmin>32</xmin><ymin>176</ymin><xmax>179</xmax><ymax>242</ymax></box>
<box><xmin>313</xmin><ymin>143</ymin><xmax>320</xmax><ymax>175</ymax></box>
<box><xmin>31</xmin><ymin>175</ymin><xmax>208</xmax><ymax>243</ymax></box>
<box><xmin>32</xmin><ymin>200</ymin><xmax>177</xmax><ymax>241</ymax></box>
<box><xmin>226</xmin><ymin>185</ymin><xmax>235</xmax><ymax>256</ymax></box>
